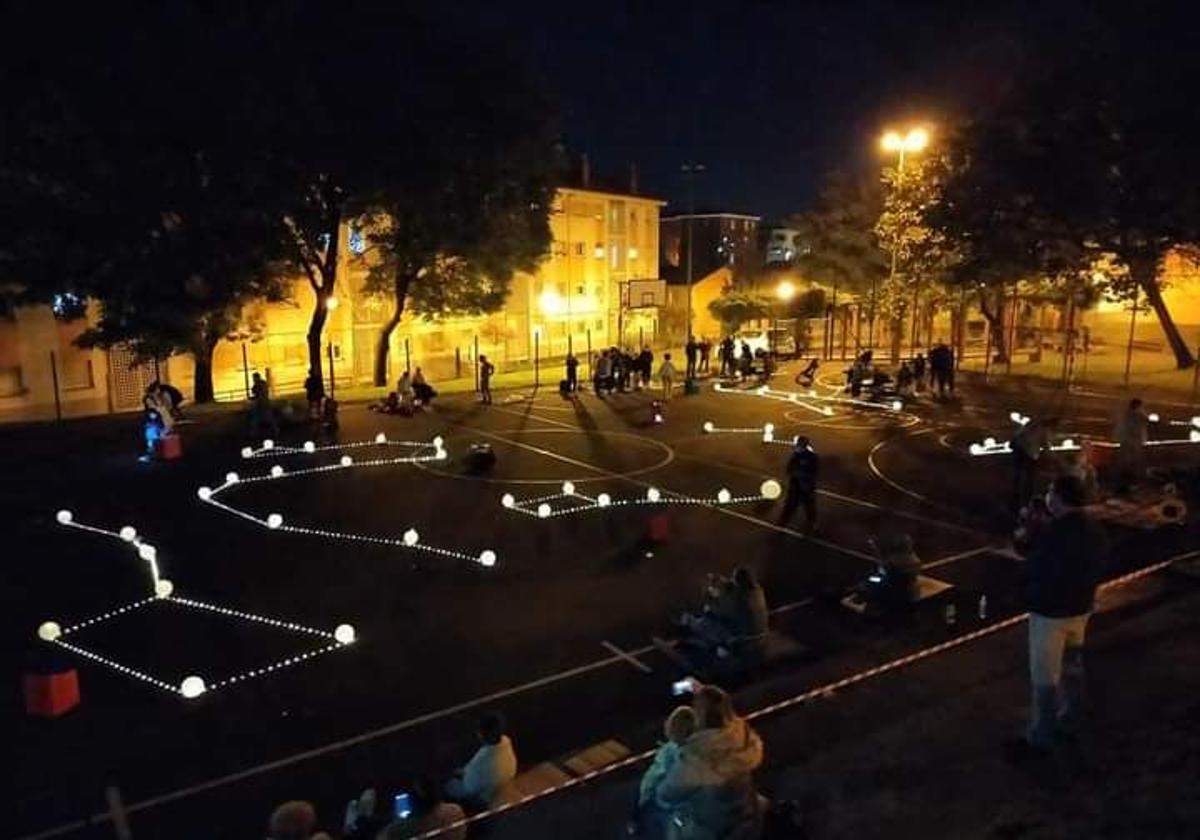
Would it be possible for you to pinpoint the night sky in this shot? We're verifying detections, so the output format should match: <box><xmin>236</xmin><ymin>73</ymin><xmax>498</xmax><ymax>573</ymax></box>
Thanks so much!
<box><xmin>464</xmin><ymin>0</ymin><xmax>1177</xmax><ymax>220</ymax></box>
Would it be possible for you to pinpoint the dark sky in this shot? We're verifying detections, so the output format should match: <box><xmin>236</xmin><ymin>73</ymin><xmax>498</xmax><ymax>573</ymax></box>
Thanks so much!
<box><xmin>462</xmin><ymin>0</ymin><xmax>1155</xmax><ymax>220</ymax></box>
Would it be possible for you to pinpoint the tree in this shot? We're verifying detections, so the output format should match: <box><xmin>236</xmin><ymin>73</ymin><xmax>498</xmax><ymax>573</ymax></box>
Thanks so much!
<box><xmin>875</xmin><ymin>152</ymin><xmax>961</xmax><ymax>361</ymax></box>
<box><xmin>934</xmin><ymin>28</ymin><xmax>1200</xmax><ymax>368</ymax></box>
<box><xmin>708</xmin><ymin>291</ymin><xmax>769</xmax><ymax>334</ymax></box>
<box><xmin>0</xmin><ymin>5</ymin><xmax>291</xmax><ymax>401</ymax></box>
<box><xmin>360</xmin><ymin>50</ymin><xmax>558</xmax><ymax>385</ymax></box>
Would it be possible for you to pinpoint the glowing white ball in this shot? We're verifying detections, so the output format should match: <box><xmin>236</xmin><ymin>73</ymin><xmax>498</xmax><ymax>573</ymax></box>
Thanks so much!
<box><xmin>823</xmin><ymin>407</ymin><xmax>834</xmax><ymax>416</ymax></box>
<box><xmin>334</xmin><ymin>623</ymin><xmax>356</xmax><ymax>644</ymax></box>
<box><xmin>760</xmin><ymin>479</ymin><xmax>783</xmax><ymax>500</ymax></box>
<box><xmin>717</xmin><ymin>488</ymin><xmax>732</xmax><ymax>504</ymax></box>
<box><xmin>1148</xmin><ymin>413</ymin><xmax>1160</xmax><ymax>423</ymax></box>
<box><xmin>479</xmin><ymin>550</ymin><xmax>497</xmax><ymax>567</ymax></box>
<box><xmin>241</xmin><ymin>446</ymin><xmax>253</xmax><ymax>459</ymax></box>
<box><xmin>436</xmin><ymin>448</ymin><xmax>448</xmax><ymax>460</ymax></box>
<box><xmin>562</xmin><ymin>481</ymin><xmax>576</xmax><ymax>496</ymax></box>
<box><xmin>763</xmin><ymin>431</ymin><xmax>774</xmax><ymax>443</ymax></box>
<box><xmin>764</xmin><ymin>423</ymin><xmax>775</xmax><ymax>433</ymax></box>
<box><xmin>155</xmin><ymin>578</ymin><xmax>174</xmax><ymax>598</ymax></box>
<box><xmin>891</xmin><ymin>400</ymin><xmax>903</xmax><ymax>411</ymax></box>
<box><xmin>267</xmin><ymin>513</ymin><xmax>284</xmax><ymax>529</ymax></box>
<box><xmin>1191</xmin><ymin>429</ymin><xmax>1200</xmax><ymax>443</ymax></box>
<box><xmin>225</xmin><ymin>472</ymin><xmax>239</xmax><ymax>484</ymax></box>
<box><xmin>340</xmin><ymin>455</ymin><xmax>353</xmax><ymax>467</ymax></box>
<box><xmin>654</xmin><ymin>413</ymin><xmax>664</xmax><ymax>424</ymax></box>
<box><xmin>646</xmin><ymin>487</ymin><xmax>661</xmax><ymax>502</ymax></box>
<box><xmin>56</xmin><ymin>509</ymin><xmax>73</xmax><ymax>524</ymax></box>
<box><xmin>119</xmin><ymin>526</ymin><xmax>137</xmax><ymax>542</ymax></box>
<box><xmin>757</xmin><ymin>386</ymin><xmax>768</xmax><ymax>395</ymax></box>
<box><xmin>537</xmin><ymin>503</ymin><xmax>552</xmax><ymax>518</ymax></box>
<box><xmin>303</xmin><ymin>440</ymin><xmax>316</xmax><ymax>453</ymax></box>
<box><xmin>790</xmin><ymin>394</ymin><xmax>801</xmax><ymax>403</ymax></box>
<box><xmin>37</xmin><ymin>621</ymin><xmax>61</xmax><ymax>641</ymax></box>
<box><xmin>597</xmin><ymin>493</ymin><xmax>612</xmax><ymax>507</ymax></box>
<box><xmin>703</xmin><ymin>421</ymin><xmax>715</xmax><ymax>433</ymax></box>
<box><xmin>263</xmin><ymin>439</ymin><xmax>275</xmax><ymax>450</ymax></box>
<box><xmin>501</xmin><ymin>494</ymin><xmax>516</xmax><ymax>509</ymax></box>
<box><xmin>969</xmin><ymin>444</ymin><xmax>983</xmax><ymax>456</ymax></box>
<box><xmin>984</xmin><ymin>437</ymin><xmax>997</xmax><ymax>448</ymax></box>
<box><xmin>180</xmin><ymin>676</ymin><xmax>206</xmax><ymax>699</ymax></box>
<box><xmin>1192</xmin><ymin>416</ymin><xmax>1200</xmax><ymax>428</ymax></box>
<box><xmin>137</xmin><ymin>543</ymin><xmax>157</xmax><ymax>561</ymax></box>
<box><xmin>197</xmin><ymin>487</ymin><xmax>212</xmax><ymax>501</ymax></box>
<box><xmin>1009</xmin><ymin>412</ymin><xmax>1021</xmax><ymax>423</ymax></box>
<box><xmin>403</xmin><ymin>528</ymin><xmax>419</xmax><ymax>546</ymax></box>
<box><xmin>1062</xmin><ymin>439</ymin><xmax>1075</xmax><ymax>449</ymax></box>
<box><xmin>270</xmin><ymin>465</ymin><xmax>284</xmax><ymax>478</ymax></box>
<box><xmin>433</xmin><ymin>435</ymin><xmax>444</xmax><ymax>448</ymax></box>
<box><xmin>375</xmin><ymin>432</ymin><xmax>387</xmax><ymax>444</ymax></box>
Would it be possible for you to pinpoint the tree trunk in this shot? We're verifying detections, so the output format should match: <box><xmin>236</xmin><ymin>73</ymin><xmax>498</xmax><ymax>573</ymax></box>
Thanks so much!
<box><xmin>1130</xmin><ymin>257</ymin><xmax>1194</xmax><ymax>369</ymax></box>
<box><xmin>978</xmin><ymin>290</ymin><xmax>1008</xmax><ymax>362</ymax></box>
<box><xmin>308</xmin><ymin>292</ymin><xmax>329</xmax><ymax>391</ymax></box>
<box><xmin>373</xmin><ymin>272</ymin><xmax>414</xmax><ymax>386</ymax></box>
<box><xmin>192</xmin><ymin>335</ymin><xmax>220</xmax><ymax>404</ymax></box>
<box><xmin>889</xmin><ymin>316</ymin><xmax>903</xmax><ymax>363</ymax></box>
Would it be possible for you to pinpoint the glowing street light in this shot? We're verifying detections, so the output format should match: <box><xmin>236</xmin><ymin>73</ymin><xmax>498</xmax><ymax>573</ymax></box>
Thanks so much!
<box><xmin>324</xmin><ymin>295</ymin><xmax>339</xmax><ymax>311</ymax></box>
<box><xmin>874</xmin><ymin>124</ymin><xmax>932</xmax><ymax>350</ymax></box>
<box><xmin>775</xmin><ymin>280</ymin><xmax>797</xmax><ymax>302</ymax></box>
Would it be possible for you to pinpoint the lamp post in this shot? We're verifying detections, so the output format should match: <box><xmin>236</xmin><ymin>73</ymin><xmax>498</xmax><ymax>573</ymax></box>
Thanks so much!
<box><xmin>876</xmin><ymin>127</ymin><xmax>930</xmax><ymax>353</ymax></box>
<box><xmin>774</xmin><ymin>280</ymin><xmax>796</xmax><ymax>357</ymax></box>
<box><xmin>681</xmin><ymin>163</ymin><xmax>705</xmax><ymax>355</ymax></box>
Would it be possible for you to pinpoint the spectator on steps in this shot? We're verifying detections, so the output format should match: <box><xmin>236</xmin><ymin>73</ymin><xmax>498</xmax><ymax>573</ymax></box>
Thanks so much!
<box><xmin>658</xmin><ymin>685</ymin><xmax>764</xmax><ymax>840</ymax></box>
<box><xmin>681</xmin><ymin>567</ymin><xmax>769</xmax><ymax>655</ymax></box>
<box><xmin>382</xmin><ymin>776</ymin><xmax>467</xmax><ymax>840</ymax></box>
<box><xmin>266</xmin><ymin>800</ymin><xmax>332</xmax><ymax>840</ymax></box>
<box><xmin>629</xmin><ymin>705</ymin><xmax>699</xmax><ymax>836</ymax></box>
<box><xmin>444</xmin><ymin>711</ymin><xmax>518</xmax><ymax>808</ymax></box>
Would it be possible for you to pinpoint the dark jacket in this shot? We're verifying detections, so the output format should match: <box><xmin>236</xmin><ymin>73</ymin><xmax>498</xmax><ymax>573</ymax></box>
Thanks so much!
<box><xmin>786</xmin><ymin>449</ymin><xmax>819</xmax><ymax>493</ymax></box>
<box><xmin>1024</xmin><ymin>511</ymin><xmax>1106</xmax><ymax>617</ymax></box>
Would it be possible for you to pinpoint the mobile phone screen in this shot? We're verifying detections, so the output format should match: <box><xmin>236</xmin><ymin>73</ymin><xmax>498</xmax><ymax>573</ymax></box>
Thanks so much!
<box><xmin>394</xmin><ymin>792</ymin><xmax>413</xmax><ymax>819</ymax></box>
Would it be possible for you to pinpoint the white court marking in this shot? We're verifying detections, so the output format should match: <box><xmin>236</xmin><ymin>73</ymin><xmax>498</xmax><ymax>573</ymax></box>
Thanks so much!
<box><xmin>600</xmin><ymin>640</ymin><xmax>653</xmax><ymax>674</ymax></box>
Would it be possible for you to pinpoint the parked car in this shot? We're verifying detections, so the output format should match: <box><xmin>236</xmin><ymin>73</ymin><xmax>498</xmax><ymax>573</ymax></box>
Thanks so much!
<box><xmin>733</xmin><ymin>330</ymin><xmax>771</xmax><ymax>356</ymax></box>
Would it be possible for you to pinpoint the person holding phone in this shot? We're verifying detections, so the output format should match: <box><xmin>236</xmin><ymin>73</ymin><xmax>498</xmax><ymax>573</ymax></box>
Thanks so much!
<box><xmin>380</xmin><ymin>777</ymin><xmax>465</xmax><ymax>840</ymax></box>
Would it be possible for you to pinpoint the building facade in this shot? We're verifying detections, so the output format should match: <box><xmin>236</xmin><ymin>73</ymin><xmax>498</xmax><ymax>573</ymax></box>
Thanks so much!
<box><xmin>0</xmin><ymin>185</ymin><xmax>665</xmax><ymax>422</ymax></box>
<box><xmin>660</xmin><ymin>212</ymin><xmax>761</xmax><ymax>286</ymax></box>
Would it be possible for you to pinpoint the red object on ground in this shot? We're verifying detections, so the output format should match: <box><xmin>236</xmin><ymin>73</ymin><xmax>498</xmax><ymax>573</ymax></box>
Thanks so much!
<box><xmin>647</xmin><ymin>513</ymin><xmax>671</xmax><ymax>543</ymax></box>
<box><xmin>156</xmin><ymin>433</ymin><xmax>183</xmax><ymax>460</ymax></box>
<box><xmin>24</xmin><ymin>670</ymin><xmax>80</xmax><ymax>717</ymax></box>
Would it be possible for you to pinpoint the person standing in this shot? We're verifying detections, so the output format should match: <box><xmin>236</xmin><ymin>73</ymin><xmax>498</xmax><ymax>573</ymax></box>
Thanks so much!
<box><xmin>720</xmin><ymin>336</ymin><xmax>735</xmax><ymax>377</ymax></box>
<box><xmin>1011</xmin><ymin>416</ymin><xmax>1056</xmax><ymax>511</ymax></box>
<box><xmin>250</xmin><ymin>372</ymin><xmax>278</xmax><ymax>436</ymax></box>
<box><xmin>1114</xmin><ymin>398</ymin><xmax>1149</xmax><ymax>492</ymax></box>
<box><xmin>779</xmin><ymin>436</ymin><xmax>819</xmax><ymax>533</ymax></box>
<box><xmin>698</xmin><ymin>337</ymin><xmax>712</xmax><ymax>374</ymax></box>
<box><xmin>658</xmin><ymin>353</ymin><xmax>677</xmax><ymax>400</ymax></box>
<box><xmin>304</xmin><ymin>372</ymin><xmax>325</xmax><ymax>420</ymax></box>
<box><xmin>912</xmin><ymin>353</ymin><xmax>926</xmax><ymax>393</ymax></box>
<box><xmin>685</xmin><ymin>336</ymin><xmax>699</xmax><ymax>380</ymax></box>
<box><xmin>1011</xmin><ymin>475</ymin><xmax>1107</xmax><ymax>756</ymax></box>
<box><xmin>564</xmin><ymin>352</ymin><xmax>579</xmax><ymax>393</ymax></box>
<box><xmin>739</xmin><ymin>343</ymin><xmax>753</xmax><ymax>378</ymax></box>
<box><xmin>478</xmin><ymin>355</ymin><xmax>495</xmax><ymax>405</ymax></box>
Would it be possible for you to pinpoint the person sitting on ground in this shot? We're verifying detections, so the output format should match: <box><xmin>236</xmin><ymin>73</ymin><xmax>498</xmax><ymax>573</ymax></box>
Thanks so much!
<box><xmin>657</xmin><ymin>685</ymin><xmax>764</xmax><ymax>840</ymax></box>
<box><xmin>266</xmin><ymin>800</ymin><xmax>332</xmax><ymax>840</ymax></box>
<box><xmin>444</xmin><ymin>711</ymin><xmax>518</xmax><ymax>808</ymax></box>
<box><xmin>796</xmin><ymin>356</ymin><xmax>819</xmax><ymax>387</ymax></box>
<box><xmin>381</xmin><ymin>776</ymin><xmax>467</xmax><ymax>840</ymax></box>
<box><xmin>738</xmin><ymin>343</ymin><xmax>753</xmax><ymax>378</ymax></box>
<box><xmin>682</xmin><ymin>566</ymin><xmax>769</xmax><ymax>654</ymax></box>
<box><xmin>897</xmin><ymin>361</ymin><xmax>914</xmax><ymax>395</ymax></box>
<box><xmin>629</xmin><ymin>705</ymin><xmax>698</xmax><ymax>836</ymax></box>
<box><xmin>411</xmin><ymin>367</ymin><xmax>436</xmax><ymax>408</ymax></box>
<box><xmin>865</xmin><ymin>532</ymin><xmax>922</xmax><ymax>608</ymax></box>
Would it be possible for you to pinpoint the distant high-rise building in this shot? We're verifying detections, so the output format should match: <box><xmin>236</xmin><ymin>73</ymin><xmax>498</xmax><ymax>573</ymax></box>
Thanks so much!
<box><xmin>660</xmin><ymin>212</ymin><xmax>761</xmax><ymax>285</ymax></box>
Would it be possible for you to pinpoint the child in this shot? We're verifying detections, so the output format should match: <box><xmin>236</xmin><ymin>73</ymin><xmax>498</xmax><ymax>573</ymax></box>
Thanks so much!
<box><xmin>628</xmin><ymin>705</ymin><xmax>697</xmax><ymax>835</ymax></box>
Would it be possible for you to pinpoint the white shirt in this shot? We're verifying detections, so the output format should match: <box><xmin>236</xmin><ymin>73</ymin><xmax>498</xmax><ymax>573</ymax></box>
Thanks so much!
<box><xmin>658</xmin><ymin>361</ymin><xmax>677</xmax><ymax>380</ymax></box>
<box><xmin>461</xmin><ymin>735</ymin><xmax>517</xmax><ymax>804</ymax></box>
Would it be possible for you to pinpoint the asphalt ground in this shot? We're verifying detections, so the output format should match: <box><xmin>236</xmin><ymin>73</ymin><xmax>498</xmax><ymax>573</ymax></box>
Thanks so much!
<box><xmin>6</xmin><ymin>362</ymin><xmax>1198</xmax><ymax>839</ymax></box>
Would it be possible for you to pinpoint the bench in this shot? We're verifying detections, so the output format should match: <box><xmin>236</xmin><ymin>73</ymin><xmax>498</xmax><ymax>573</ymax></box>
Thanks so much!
<box><xmin>495</xmin><ymin>739</ymin><xmax>634</xmax><ymax>808</ymax></box>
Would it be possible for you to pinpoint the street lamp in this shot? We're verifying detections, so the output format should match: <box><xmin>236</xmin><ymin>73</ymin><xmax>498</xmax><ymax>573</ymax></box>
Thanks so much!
<box><xmin>681</xmin><ymin>162</ymin><xmax>706</xmax><ymax>361</ymax></box>
<box><xmin>873</xmin><ymin>125</ymin><xmax>931</xmax><ymax>354</ymax></box>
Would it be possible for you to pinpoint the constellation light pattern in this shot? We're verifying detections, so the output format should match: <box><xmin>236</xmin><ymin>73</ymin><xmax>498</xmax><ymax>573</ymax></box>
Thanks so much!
<box><xmin>41</xmin><ymin>514</ymin><xmax>355</xmax><ymax>699</ymax></box>
<box><xmin>500</xmin><ymin>479</ymin><xmax>783</xmax><ymax>519</ymax></box>
<box><xmin>200</xmin><ymin>435</ymin><xmax>497</xmax><ymax>568</ymax></box>
<box><xmin>969</xmin><ymin>427</ymin><xmax>1200</xmax><ymax>456</ymax></box>
<box><xmin>712</xmin><ymin>381</ymin><xmax>904</xmax><ymax>414</ymax></box>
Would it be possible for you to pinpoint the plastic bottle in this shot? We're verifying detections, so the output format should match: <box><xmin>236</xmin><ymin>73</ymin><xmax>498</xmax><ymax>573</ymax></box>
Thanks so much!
<box><xmin>944</xmin><ymin>602</ymin><xmax>957</xmax><ymax>626</ymax></box>
<box><xmin>978</xmin><ymin>595</ymin><xmax>988</xmax><ymax>620</ymax></box>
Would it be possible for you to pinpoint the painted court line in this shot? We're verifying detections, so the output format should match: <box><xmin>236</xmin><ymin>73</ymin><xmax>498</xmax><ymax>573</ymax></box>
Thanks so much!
<box><xmin>601</xmin><ymin>640</ymin><xmax>654</xmax><ymax>674</ymax></box>
<box><xmin>19</xmin><ymin>552</ymin><xmax>990</xmax><ymax>840</ymax></box>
